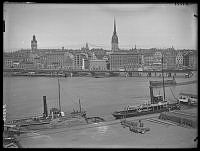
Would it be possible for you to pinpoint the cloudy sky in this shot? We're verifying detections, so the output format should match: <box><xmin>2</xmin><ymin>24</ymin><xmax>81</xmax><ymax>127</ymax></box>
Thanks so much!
<box><xmin>3</xmin><ymin>3</ymin><xmax>197</xmax><ymax>51</ymax></box>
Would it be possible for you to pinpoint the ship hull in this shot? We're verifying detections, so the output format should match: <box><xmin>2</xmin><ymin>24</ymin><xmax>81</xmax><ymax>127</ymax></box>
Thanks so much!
<box><xmin>112</xmin><ymin>102</ymin><xmax>180</xmax><ymax>120</ymax></box>
<box><xmin>112</xmin><ymin>108</ymin><xmax>168</xmax><ymax>119</ymax></box>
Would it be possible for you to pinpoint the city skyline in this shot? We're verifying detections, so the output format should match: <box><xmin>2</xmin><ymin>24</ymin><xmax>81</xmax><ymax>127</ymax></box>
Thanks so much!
<box><xmin>3</xmin><ymin>3</ymin><xmax>197</xmax><ymax>52</ymax></box>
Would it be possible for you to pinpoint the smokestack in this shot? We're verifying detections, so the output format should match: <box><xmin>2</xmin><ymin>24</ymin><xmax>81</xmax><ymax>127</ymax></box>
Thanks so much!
<box><xmin>43</xmin><ymin>96</ymin><xmax>48</xmax><ymax>117</ymax></box>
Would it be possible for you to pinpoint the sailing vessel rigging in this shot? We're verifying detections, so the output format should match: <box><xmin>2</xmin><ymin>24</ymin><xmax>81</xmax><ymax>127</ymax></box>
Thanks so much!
<box><xmin>112</xmin><ymin>53</ymin><xmax>180</xmax><ymax>119</ymax></box>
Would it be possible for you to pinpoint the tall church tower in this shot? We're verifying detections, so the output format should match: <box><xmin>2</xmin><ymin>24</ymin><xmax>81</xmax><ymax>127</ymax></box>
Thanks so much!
<box><xmin>111</xmin><ymin>18</ymin><xmax>119</xmax><ymax>52</ymax></box>
<box><xmin>31</xmin><ymin>35</ymin><xmax>37</xmax><ymax>51</ymax></box>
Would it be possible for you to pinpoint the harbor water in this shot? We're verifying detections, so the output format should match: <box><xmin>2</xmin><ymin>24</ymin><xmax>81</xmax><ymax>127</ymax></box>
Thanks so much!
<box><xmin>3</xmin><ymin>73</ymin><xmax>197</xmax><ymax>121</ymax></box>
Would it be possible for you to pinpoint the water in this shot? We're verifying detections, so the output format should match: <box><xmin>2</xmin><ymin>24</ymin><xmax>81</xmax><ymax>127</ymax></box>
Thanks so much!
<box><xmin>3</xmin><ymin>73</ymin><xmax>197</xmax><ymax>121</ymax></box>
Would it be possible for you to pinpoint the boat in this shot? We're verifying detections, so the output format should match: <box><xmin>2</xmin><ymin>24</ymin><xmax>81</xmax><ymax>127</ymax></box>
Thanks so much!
<box><xmin>112</xmin><ymin>95</ymin><xmax>176</xmax><ymax>119</ymax></box>
<box><xmin>4</xmin><ymin>78</ymin><xmax>87</xmax><ymax>130</ymax></box>
<box><xmin>112</xmin><ymin>54</ymin><xmax>180</xmax><ymax>119</ymax></box>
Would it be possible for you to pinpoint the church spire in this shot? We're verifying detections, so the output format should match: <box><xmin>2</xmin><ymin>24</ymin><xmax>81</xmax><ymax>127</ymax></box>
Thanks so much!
<box><xmin>113</xmin><ymin>18</ymin><xmax>116</xmax><ymax>34</ymax></box>
<box><xmin>111</xmin><ymin>18</ymin><xmax>119</xmax><ymax>52</ymax></box>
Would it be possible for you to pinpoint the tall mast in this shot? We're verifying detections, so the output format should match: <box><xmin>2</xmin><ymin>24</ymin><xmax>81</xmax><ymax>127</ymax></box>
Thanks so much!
<box><xmin>58</xmin><ymin>78</ymin><xmax>61</xmax><ymax>112</ymax></box>
<box><xmin>162</xmin><ymin>53</ymin><xmax>166</xmax><ymax>101</ymax></box>
<box><xmin>79</xmin><ymin>99</ymin><xmax>81</xmax><ymax>113</ymax></box>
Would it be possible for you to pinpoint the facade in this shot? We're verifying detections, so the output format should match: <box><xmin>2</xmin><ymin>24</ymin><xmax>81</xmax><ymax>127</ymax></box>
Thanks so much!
<box><xmin>20</xmin><ymin>61</ymin><xmax>35</xmax><ymax>69</ymax></box>
<box><xmin>111</xmin><ymin>19</ymin><xmax>119</xmax><ymax>52</ymax></box>
<box><xmin>31</xmin><ymin>35</ymin><xmax>37</xmax><ymax>51</ymax></box>
<box><xmin>63</xmin><ymin>52</ymin><xmax>74</xmax><ymax>70</ymax></box>
<box><xmin>43</xmin><ymin>52</ymin><xmax>65</xmax><ymax>69</ymax></box>
<box><xmin>176</xmin><ymin>51</ymin><xmax>183</xmax><ymax>68</ymax></box>
<box><xmin>110</xmin><ymin>51</ymin><xmax>139</xmax><ymax>71</ymax></box>
<box><xmin>183</xmin><ymin>53</ymin><xmax>190</xmax><ymax>67</ymax></box>
<box><xmin>143</xmin><ymin>52</ymin><xmax>154</xmax><ymax>67</ymax></box>
<box><xmin>73</xmin><ymin>53</ymin><xmax>88</xmax><ymax>70</ymax></box>
<box><xmin>163</xmin><ymin>48</ymin><xmax>176</xmax><ymax>69</ymax></box>
<box><xmin>89</xmin><ymin>59</ymin><xmax>107</xmax><ymax>70</ymax></box>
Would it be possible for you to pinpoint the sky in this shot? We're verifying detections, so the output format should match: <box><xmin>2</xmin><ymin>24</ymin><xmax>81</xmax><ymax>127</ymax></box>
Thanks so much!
<box><xmin>3</xmin><ymin>3</ymin><xmax>198</xmax><ymax>52</ymax></box>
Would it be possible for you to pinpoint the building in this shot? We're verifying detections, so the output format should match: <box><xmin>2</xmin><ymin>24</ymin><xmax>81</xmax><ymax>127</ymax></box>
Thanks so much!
<box><xmin>42</xmin><ymin>52</ymin><xmax>65</xmax><ymax>69</ymax></box>
<box><xmin>63</xmin><ymin>52</ymin><xmax>74</xmax><ymax>70</ymax></box>
<box><xmin>175</xmin><ymin>51</ymin><xmax>183</xmax><ymax>68</ymax></box>
<box><xmin>183</xmin><ymin>52</ymin><xmax>190</xmax><ymax>67</ymax></box>
<box><xmin>73</xmin><ymin>53</ymin><xmax>88</xmax><ymax>70</ymax></box>
<box><xmin>31</xmin><ymin>35</ymin><xmax>37</xmax><ymax>51</ymax></box>
<box><xmin>111</xmin><ymin>19</ymin><xmax>119</xmax><ymax>52</ymax></box>
<box><xmin>89</xmin><ymin>59</ymin><xmax>107</xmax><ymax>71</ymax></box>
<box><xmin>143</xmin><ymin>51</ymin><xmax>154</xmax><ymax>68</ymax></box>
<box><xmin>110</xmin><ymin>50</ymin><xmax>139</xmax><ymax>71</ymax></box>
<box><xmin>163</xmin><ymin>48</ymin><xmax>176</xmax><ymax>69</ymax></box>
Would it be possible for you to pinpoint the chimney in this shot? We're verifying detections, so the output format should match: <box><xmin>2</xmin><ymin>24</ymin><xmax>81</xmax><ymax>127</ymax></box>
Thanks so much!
<box><xmin>43</xmin><ymin>96</ymin><xmax>48</xmax><ymax>117</ymax></box>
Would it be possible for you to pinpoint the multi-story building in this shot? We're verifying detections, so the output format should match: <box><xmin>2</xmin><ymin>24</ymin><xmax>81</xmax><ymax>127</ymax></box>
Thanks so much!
<box><xmin>163</xmin><ymin>48</ymin><xmax>176</xmax><ymax>69</ymax></box>
<box><xmin>63</xmin><ymin>52</ymin><xmax>74</xmax><ymax>70</ymax></box>
<box><xmin>176</xmin><ymin>51</ymin><xmax>183</xmax><ymax>68</ymax></box>
<box><xmin>191</xmin><ymin>50</ymin><xmax>198</xmax><ymax>69</ymax></box>
<box><xmin>20</xmin><ymin>61</ymin><xmax>35</xmax><ymax>69</ymax></box>
<box><xmin>42</xmin><ymin>52</ymin><xmax>65</xmax><ymax>69</ymax></box>
<box><xmin>183</xmin><ymin>52</ymin><xmax>190</xmax><ymax>67</ymax></box>
<box><xmin>110</xmin><ymin>50</ymin><xmax>139</xmax><ymax>71</ymax></box>
<box><xmin>89</xmin><ymin>59</ymin><xmax>107</xmax><ymax>71</ymax></box>
<box><xmin>73</xmin><ymin>53</ymin><xmax>88</xmax><ymax>70</ymax></box>
<box><xmin>143</xmin><ymin>51</ymin><xmax>154</xmax><ymax>67</ymax></box>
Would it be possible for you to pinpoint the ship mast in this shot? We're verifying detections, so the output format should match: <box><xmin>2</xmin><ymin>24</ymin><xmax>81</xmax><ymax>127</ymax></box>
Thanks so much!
<box><xmin>161</xmin><ymin>53</ymin><xmax>166</xmax><ymax>101</ymax></box>
<box><xmin>79</xmin><ymin>99</ymin><xmax>81</xmax><ymax>113</ymax></box>
<box><xmin>58</xmin><ymin>78</ymin><xmax>61</xmax><ymax>114</ymax></box>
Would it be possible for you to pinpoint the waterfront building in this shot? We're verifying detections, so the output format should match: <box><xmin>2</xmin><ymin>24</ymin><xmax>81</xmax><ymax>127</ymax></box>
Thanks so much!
<box><xmin>20</xmin><ymin>61</ymin><xmax>35</xmax><ymax>69</ymax></box>
<box><xmin>4</xmin><ymin>56</ymin><xmax>14</xmax><ymax>68</ymax></box>
<box><xmin>110</xmin><ymin>50</ymin><xmax>139</xmax><ymax>71</ymax></box>
<box><xmin>31</xmin><ymin>35</ymin><xmax>37</xmax><ymax>51</ymax></box>
<box><xmin>152</xmin><ymin>51</ymin><xmax>162</xmax><ymax>70</ymax></box>
<box><xmin>111</xmin><ymin>19</ymin><xmax>119</xmax><ymax>52</ymax></box>
<box><xmin>176</xmin><ymin>51</ymin><xmax>183</xmax><ymax>68</ymax></box>
<box><xmin>163</xmin><ymin>48</ymin><xmax>176</xmax><ymax>69</ymax></box>
<box><xmin>183</xmin><ymin>52</ymin><xmax>190</xmax><ymax>67</ymax></box>
<box><xmin>63</xmin><ymin>52</ymin><xmax>74</xmax><ymax>70</ymax></box>
<box><xmin>89</xmin><ymin>53</ymin><xmax>107</xmax><ymax>70</ymax></box>
<box><xmin>89</xmin><ymin>59</ymin><xmax>107</xmax><ymax>71</ymax></box>
<box><xmin>190</xmin><ymin>50</ymin><xmax>198</xmax><ymax>69</ymax></box>
<box><xmin>73</xmin><ymin>53</ymin><xmax>88</xmax><ymax>70</ymax></box>
<box><xmin>143</xmin><ymin>50</ymin><xmax>154</xmax><ymax>68</ymax></box>
<box><xmin>42</xmin><ymin>52</ymin><xmax>65</xmax><ymax>69</ymax></box>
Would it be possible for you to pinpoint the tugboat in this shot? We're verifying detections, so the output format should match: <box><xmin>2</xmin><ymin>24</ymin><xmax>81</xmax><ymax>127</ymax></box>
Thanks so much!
<box><xmin>4</xmin><ymin>78</ymin><xmax>87</xmax><ymax>130</ymax></box>
<box><xmin>112</xmin><ymin>54</ymin><xmax>180</xmax><ymax>119</ymax></box>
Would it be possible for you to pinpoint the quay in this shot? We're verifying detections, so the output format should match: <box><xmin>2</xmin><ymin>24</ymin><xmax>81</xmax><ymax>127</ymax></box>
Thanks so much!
<box><xmin>3</xmin><ymin>68</ymin><xmax>196</xmax><ymax>78</ymax></box>
<box><xmin>16</xmin><ymin>107</ymin><xmax>197</xmax><ymax>148</ymax></box>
